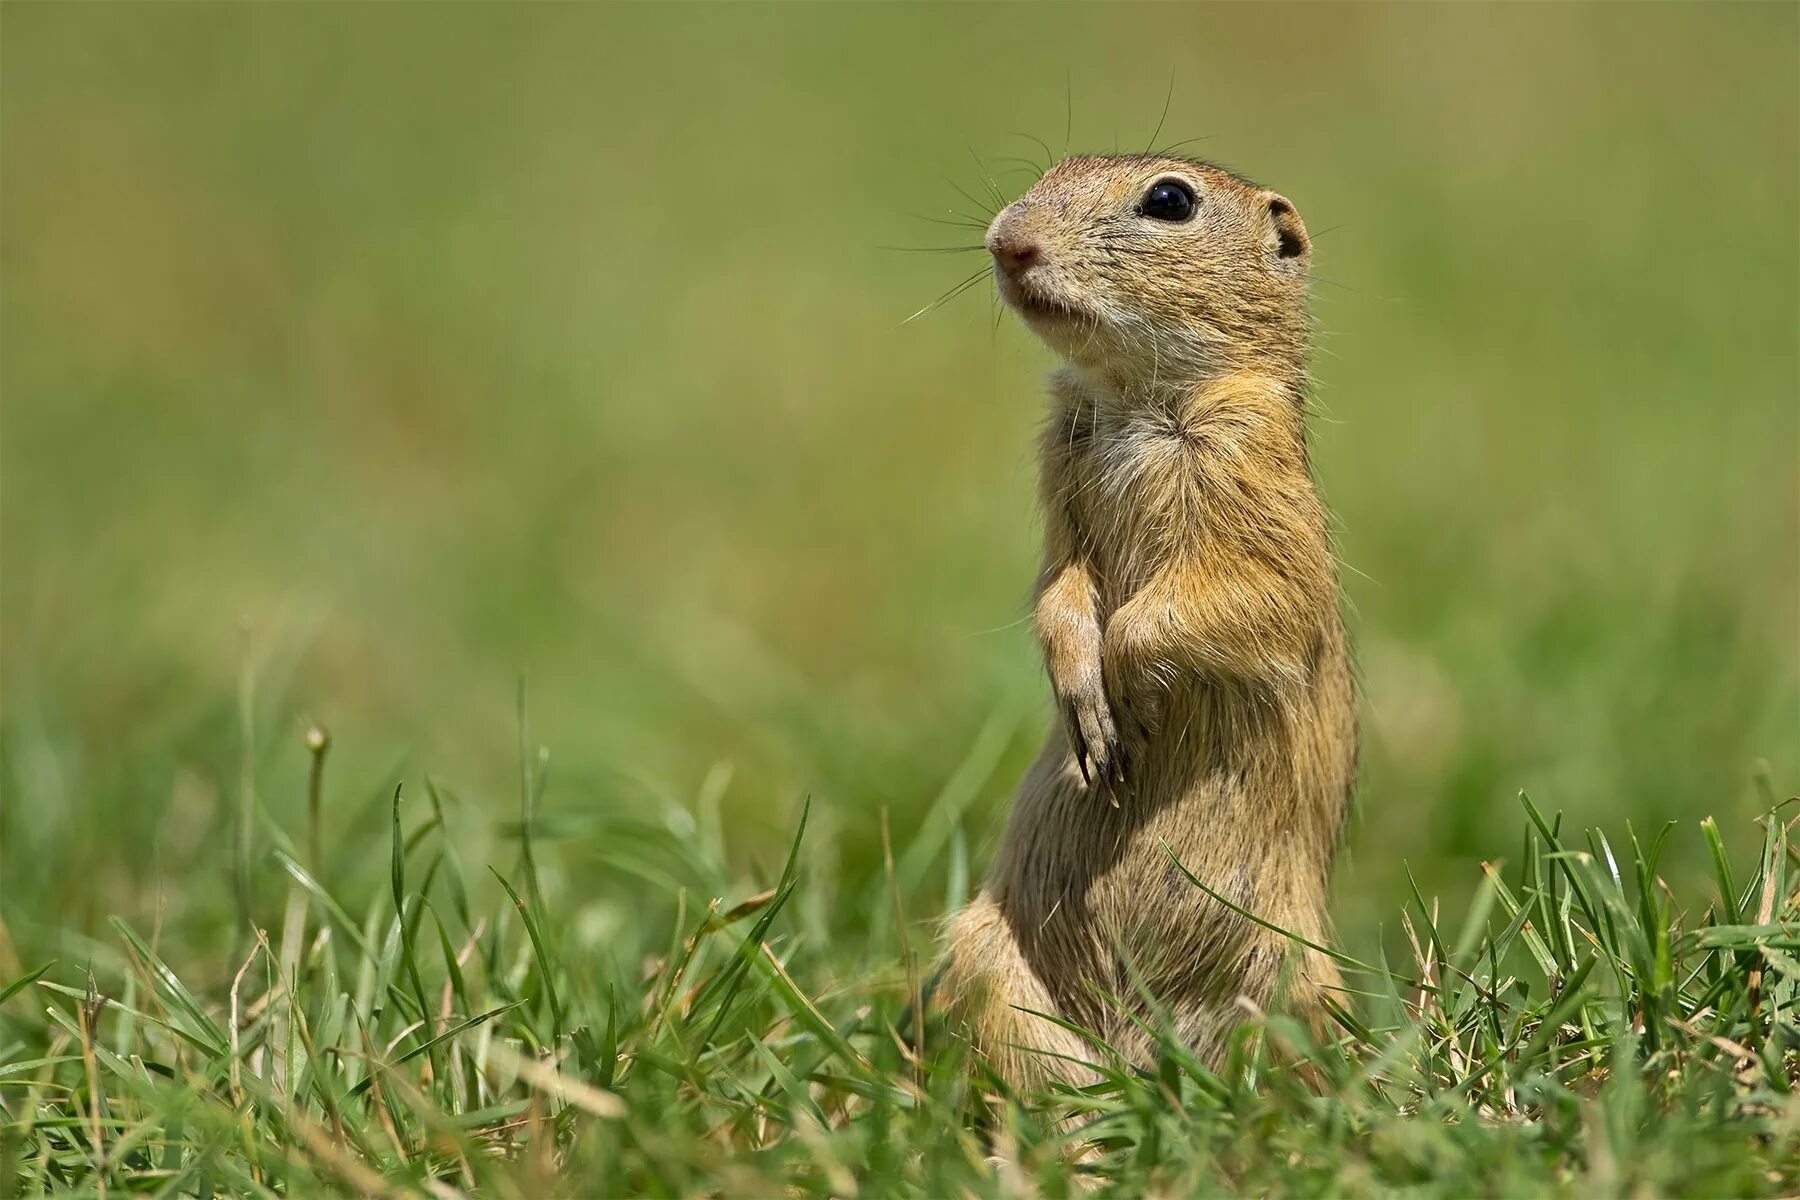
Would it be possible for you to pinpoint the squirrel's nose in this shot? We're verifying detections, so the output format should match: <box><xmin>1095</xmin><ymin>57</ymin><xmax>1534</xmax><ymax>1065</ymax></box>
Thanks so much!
<box><xmin>988</xmin><ymin>232</ymin><xmax>1042</xmax><ymax>276</ymax></box>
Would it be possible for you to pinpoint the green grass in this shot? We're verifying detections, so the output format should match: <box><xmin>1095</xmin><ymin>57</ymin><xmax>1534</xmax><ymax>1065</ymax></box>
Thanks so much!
<box><xmin>3</xmin><ymin>709</ymin><xmax>1798</xmax><ymax>1196</ymax></box>
<box><xmin>2</xmin><ymin>3</ymin><xmax>1797</xmax><ymax>1195</ymax></box>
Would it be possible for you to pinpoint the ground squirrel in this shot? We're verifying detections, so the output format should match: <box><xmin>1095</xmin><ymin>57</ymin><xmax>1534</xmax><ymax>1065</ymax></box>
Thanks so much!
<box><xmin>936</xmin><ymin>155</ymin><xmax>1357</xmax><ymax>1094</ymax></box>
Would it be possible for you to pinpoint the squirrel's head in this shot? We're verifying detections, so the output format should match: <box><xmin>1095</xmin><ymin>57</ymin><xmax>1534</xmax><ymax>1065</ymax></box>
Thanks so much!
<box><xmin>986</xmin><ymin>155</ymin><xmax>1311</xmax><ymax>388</ymax></box>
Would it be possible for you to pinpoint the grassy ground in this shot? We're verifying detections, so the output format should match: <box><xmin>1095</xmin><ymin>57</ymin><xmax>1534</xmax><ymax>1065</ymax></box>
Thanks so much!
<box><xmin>4</xmin><ymin>720</ymin><xmax>1800</xmax><ymax>1195</ymax></box>
<box><xmin>3</xmin><ymin>3</ymin><xmax>1797</xmax><ymax>1195</ymax></box>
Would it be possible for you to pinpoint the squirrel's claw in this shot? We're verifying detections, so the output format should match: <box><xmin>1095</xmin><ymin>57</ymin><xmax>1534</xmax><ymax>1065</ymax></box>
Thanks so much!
<box><xmin>1064</xmin><ymin>699</ymin><xmax>1093</xmax><ymax>786</ymax></box>
<box><xmin>1062</xmin><ymin>685</ymin><xmax>1123</xmax><ymax>803</ymax></box>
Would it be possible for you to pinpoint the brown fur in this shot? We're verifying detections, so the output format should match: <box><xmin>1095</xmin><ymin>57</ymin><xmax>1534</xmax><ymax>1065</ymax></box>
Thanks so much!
<box><xmin>936</xmin><ymin>156</ymin><xmax>1356</xmax><ymax>1093</ymax></box>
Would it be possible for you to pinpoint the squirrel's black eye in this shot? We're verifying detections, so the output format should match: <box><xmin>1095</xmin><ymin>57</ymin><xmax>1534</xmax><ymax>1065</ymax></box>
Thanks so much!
<box><xmin>1139</xmin><ymin>179</ymin><xmax>1197</xmax><ymax>222</ymax></box>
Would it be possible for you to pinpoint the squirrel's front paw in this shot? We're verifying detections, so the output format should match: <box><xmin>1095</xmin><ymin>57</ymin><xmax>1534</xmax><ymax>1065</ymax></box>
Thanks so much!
<box><xmin>1110</xmin><ymin>683</ymin><xmax>1162</xmax><ymax>768</ymax></box>
<box><xmin>1057</xmin><ymin>674</ymin><xmax>1123</xmax><ymax>801</ymax></box>
<box><xmin>1101</xmin><ymin>635</ymin><xmax>1165</xmax><ymax>772</ymax></box>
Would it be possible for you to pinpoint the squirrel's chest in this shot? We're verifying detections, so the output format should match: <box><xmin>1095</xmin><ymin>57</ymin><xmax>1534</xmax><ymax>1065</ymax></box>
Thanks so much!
<box><xmin>1067</xmin><ymin>411</ymin><xmax>1208</xmax><ymax>578</ymax></box>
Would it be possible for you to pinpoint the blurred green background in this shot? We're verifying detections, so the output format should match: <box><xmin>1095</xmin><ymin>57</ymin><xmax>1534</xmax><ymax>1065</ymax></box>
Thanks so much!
<box><xmin>3</xmin><ymin>4</ymin><xmax>1795</xmax><ymax>970</ymax></box>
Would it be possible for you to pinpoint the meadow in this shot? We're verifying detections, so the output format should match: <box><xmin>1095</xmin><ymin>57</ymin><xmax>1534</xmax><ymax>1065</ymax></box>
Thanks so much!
<box><xmin>3</xmin><ymin>4</ymin><xmax>1797</xmax><ymax>1195</ymax></box>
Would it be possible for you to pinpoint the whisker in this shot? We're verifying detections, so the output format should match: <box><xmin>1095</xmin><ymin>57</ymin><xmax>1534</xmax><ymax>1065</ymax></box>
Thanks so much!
<box><xmin>1306</xmin><ymin>272</ymin><xmax>1388</xmax><ymax>300</ymax></box>
<box><xmin>1153</xmin><ymin>135</ymin><xmax>1214</xmax><ymax>159</ymax></box>
<box><xmin>948</xmin><ymin>178</ymin><xmax>998</xmax><ymax>219</ymax></box>
<box><xmin>901</xmin><ymin>265</ymin><xmax>994</xmax><ymax>326</ymax></box>
<box><xmin>1144</xmin><ymin>69</ymin><xmax>1176</xmax><ymax>154</ymax></box>
<box><xmin>1063</xmin><ymin>67</ymin><xmax>1074</xmax><ymax>155</ymax></box>
<box><xmin>1009</xmin><ymin>130</ymin><xmax>1056</xmax><ymax>173</ymax></box>
<box><xmin>988</xmin><ymin>156</ymin><xmax>1045</xmax><ymax>180</ymax></box>
<box><xmin>907</xmin><ymin>211</ymin><xmax>991</xmax><ymax>233</ymax></box>
<box><xmin>878</xmin><ymin>244</ymin><xmax>988</xmax><ymax>254</ymax></box>
<box><xmin>968</xmin><ymin>148</ymin><xmax>1008</xmax><ymax>210</ymax></box>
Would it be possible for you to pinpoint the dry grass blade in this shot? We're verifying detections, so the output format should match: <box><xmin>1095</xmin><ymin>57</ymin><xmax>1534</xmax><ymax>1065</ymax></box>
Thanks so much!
<box><xmin>483</xmin><ymin>1040</ymin><xmax>625</xmax><ymax>1121</ymax></box>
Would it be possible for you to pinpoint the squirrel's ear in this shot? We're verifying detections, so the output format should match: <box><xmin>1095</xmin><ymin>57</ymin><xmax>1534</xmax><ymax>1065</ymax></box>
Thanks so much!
<box><xmin>1261</xmin><ymin>192</ymin><xmax>1309</xmax><ymax>268</ymax></box>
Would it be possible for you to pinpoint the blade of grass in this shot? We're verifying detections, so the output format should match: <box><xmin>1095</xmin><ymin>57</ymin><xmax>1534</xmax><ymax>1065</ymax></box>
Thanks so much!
<box><xmin>491</xmin><ymin>869</ymin><xmax>564</xmax><ymax>1049</ymax></box>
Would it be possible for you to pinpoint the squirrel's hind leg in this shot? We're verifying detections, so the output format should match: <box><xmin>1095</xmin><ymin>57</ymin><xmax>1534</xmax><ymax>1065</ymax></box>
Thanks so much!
<box><xmin>935</xmin><ymin>892</ymin><xmax>1098</xmax><ymax>1097</ymax></box>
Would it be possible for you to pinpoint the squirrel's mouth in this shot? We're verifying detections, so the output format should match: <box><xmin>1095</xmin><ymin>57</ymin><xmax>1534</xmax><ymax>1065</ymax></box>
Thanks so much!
<box><xmin>997</xmin><ymin>273</ymin><xmax>1089</xmax><ymax>326</ymax></box>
